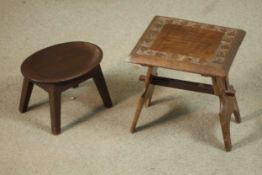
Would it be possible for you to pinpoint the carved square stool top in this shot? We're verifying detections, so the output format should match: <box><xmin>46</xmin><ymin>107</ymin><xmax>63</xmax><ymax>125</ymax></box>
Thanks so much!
<box><xmin>130</xmin><ymin>16</ymin><xmax>245</xmax><ymax>77</ymax></box>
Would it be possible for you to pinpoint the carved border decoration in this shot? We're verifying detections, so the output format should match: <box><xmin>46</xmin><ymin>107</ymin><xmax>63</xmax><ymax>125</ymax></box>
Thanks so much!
<box><xmin>133</xmin><ymin>16</ymin><xmax>238</xmax><ymax>65</ymax></box>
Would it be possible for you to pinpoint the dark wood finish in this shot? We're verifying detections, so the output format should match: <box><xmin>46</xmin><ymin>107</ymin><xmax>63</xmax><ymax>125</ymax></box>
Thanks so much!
<box><xmin>139</xmin><ymin>75</ymin><xmax>214</xmax><ymax>94</ymax></box>
<box><xmin>19</xmin><ymin>42</ymin><xmax>112</xmax><ymax>135</ymax></box>
<box><xmin>129</xmin><ymin>16</ymin><xmax>245</xmax><ymax>151</ymax></box>
<box><xmin>93</xmin><ymin>65</ymin><xmax>113</xmax><ymax>108</ymax></box>
<box><xmin>21</xmin><ymin>42</ymin><xmax>102</xmax><ymax>83</ymax></box>
<box><xmin>19</xmin><ymin>78</ymin><xmax>34</xmax><ymax>113</ymax></box>
<box><xmin>48</xmin><ymin>86</ymin><xmax>61</xmax><ymax>135</ymax></box>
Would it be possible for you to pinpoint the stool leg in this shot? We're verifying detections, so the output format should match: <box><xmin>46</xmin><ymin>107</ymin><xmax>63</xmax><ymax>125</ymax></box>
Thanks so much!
<box><xmin>212</xmin><ymin>77</ymin><xmax>236</xmax><ymax>151</ymax></box>
<box><xmin>48</xmin><ymin>86</ymin><xmax>61</xmax><ymax>135</ymax></box>
<box><xmin>130</xmin><ymin>66</ymin><xmax>155</xmax><ymax>133</ymax></box>
<box><xmin>145</xmin><ymin>67</ymin><xmax>157</xmax><ymax>107</ymax></box>
<box><xmin>225</xmin><ymin>77</ymin><xmax>241</xmax><ymax>123</ymax></box>
<box><xmin>219</xmin><ymin>95</ymin><xmax>232</xmax><ymax>152</ymax></box>
<box><xmin>93</xmin><ymin>65</ymin><xmax>113</xmax><ymax>108</ymax></box>
<box><xmin>232</xmin><ymin>97</ymin><xmax>241</xmax><ymax>123</ymax></box>
<box><xmin>19</xmin><ymin>78</ymin><xmax>34</xmax><ymax>113</ymax></box>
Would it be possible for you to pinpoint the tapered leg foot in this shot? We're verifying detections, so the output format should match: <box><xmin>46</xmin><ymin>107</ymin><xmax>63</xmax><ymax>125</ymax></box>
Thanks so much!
<box><xmin>19</xmin><ymin>78</ymin><xmax>34</xmax><ymax>113</ymax></box>
<box><xmin>212</xmin><ymin>76</ymin><xmax>239</xmax><ymax>152</ymax></box>
<box><xmin>130</xmin><ymin>67</ymin><xmax>155</xmax><ymax>133</ymax></box>
<box><xmin>131</xmin><ymin>96</ymin><xmax>146</xmax><ymax>133</ymax></box>
<box><xmin>48</xmin><ymin>87</ymin><xmax>61</xmax><ymax>135</ymax></box>
<box><xmin>219</xmin><ymin>97</ymin><xmax>232</xmax><ymax>152</ymax></box>
<box><xmin>93</xmin><ymin>65</ymin><xmax>113</xmax><ymax>108</ymax></box>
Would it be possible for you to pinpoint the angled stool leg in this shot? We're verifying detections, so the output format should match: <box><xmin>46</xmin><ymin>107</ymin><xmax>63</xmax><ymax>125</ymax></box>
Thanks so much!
<box><xmin>219</xmin><ymin>95</ymin><xmax>232</xmax><ymax>151</ymax></box>
<box><xmin>212</xmin><ymin>77</ymin><xmax>236</xmax><ymax>151</ymax></box>
<box><xmin>232</xmin><ymin>97</ymin><xmax>241</xmax><ymax>123</ymax></box>
<box><xmin>130</xmin><ymin>66</ymin><xmax>155</xmax><ymax>133</ymax></box>
<box><xmin>145</xmin><ymin>67</ymin><xmax>157</xmax><ymax>107</ymax></box>
<box><xmin>225</xmin><ymin>77</ymin><xmax>241</xmax><ymax>123</ymax></box>
<box><xmin>93</xmin><ymin>65</ymin><xmax>113</xmax><ymax>108</ymax></box>
<box><xmin>19</xmin><ymin>78</ymin><xmax>34</xmax><ymax>113</ymax></box>
<box><xmin>48</xmin><ymin>86</ymin><xmax>61</xmax><ymax>135</ymax></box>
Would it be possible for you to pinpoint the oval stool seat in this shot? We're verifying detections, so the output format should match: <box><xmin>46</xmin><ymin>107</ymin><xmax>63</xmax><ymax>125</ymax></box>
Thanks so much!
<box><xmin>21</xmin><ymin>42</ymin><xmax>102</xmax><ymax>83</ymax></box>
<box><xmin>19</xmin><ymin>41</ymin><xmax>112</xmax><ymax>135</ymax></box>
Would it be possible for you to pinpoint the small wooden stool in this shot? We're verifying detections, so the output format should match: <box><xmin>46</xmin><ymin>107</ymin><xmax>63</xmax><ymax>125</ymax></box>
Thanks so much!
<box><xmin>129</xmin><ymin>16</ymin><xmax>245</xmax><ymax>151</ymax></box>
<box><xmin>19</xmin><ymin>42</ymin><xmax>112</xmax><ymax>135</ymax></box>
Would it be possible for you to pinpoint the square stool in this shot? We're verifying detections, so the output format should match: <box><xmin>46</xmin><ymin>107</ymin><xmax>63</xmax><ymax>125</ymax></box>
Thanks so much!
<box><xmin>129</xmin><ymin>16</ymin><xmax>245</xmax><ymax>151</ymax></box>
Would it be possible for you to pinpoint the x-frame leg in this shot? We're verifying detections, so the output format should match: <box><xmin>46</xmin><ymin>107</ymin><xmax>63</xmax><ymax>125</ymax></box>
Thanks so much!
<box><xmin>212</xmin><ymin>76</ymin><xmax>241</xmax><ymax>151</ymax></box>
<box><xmin>131</xmin><ymin>70</ymin><xmax>241</xmax><ymax>151</ymax></box>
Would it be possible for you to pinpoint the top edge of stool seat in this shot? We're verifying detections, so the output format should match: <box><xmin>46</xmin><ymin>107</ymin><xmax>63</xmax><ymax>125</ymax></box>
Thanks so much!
<box><xmin>21</xmin><ymin>41</ymin><xmax>103</xmax><ymax>83</ymax></box>
<box><xmin>129</xmin><ymin>16</ymin><xmax>246</xmax><ymax>77</ymax></box>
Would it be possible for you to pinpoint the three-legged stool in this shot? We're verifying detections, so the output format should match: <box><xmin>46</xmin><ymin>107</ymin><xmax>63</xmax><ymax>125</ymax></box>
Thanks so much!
<box><xmin>19</xmin><ymin>42</ymin><xmax>112</xmax><ymax>135</ymax></box>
